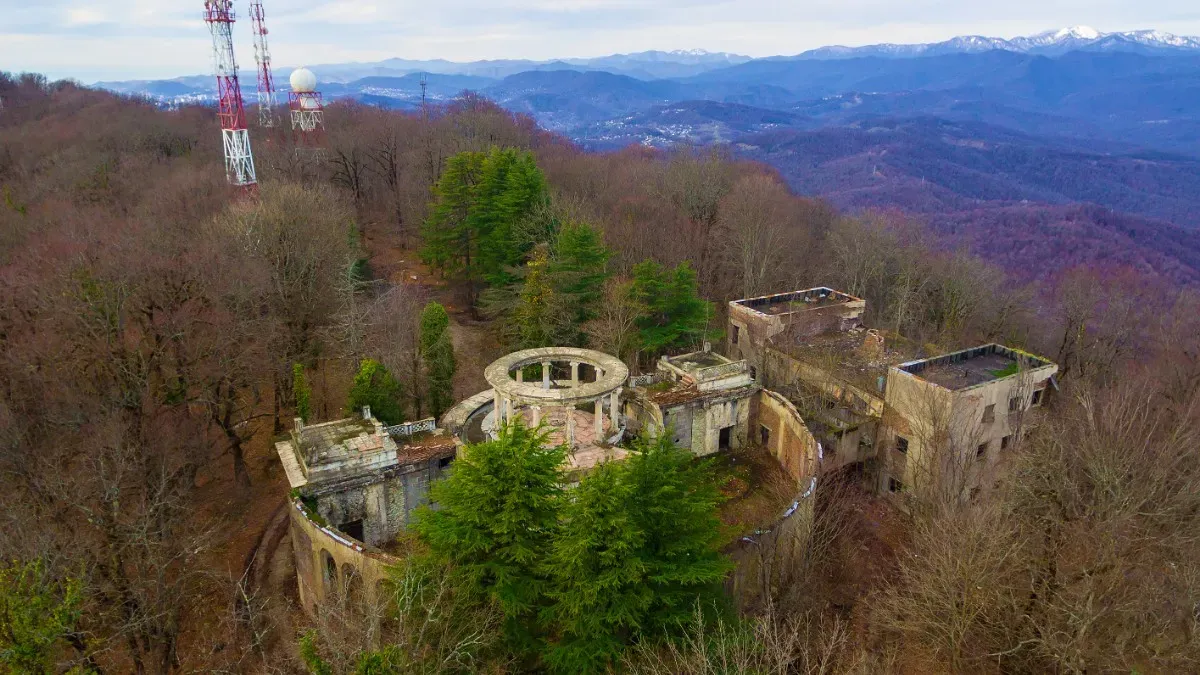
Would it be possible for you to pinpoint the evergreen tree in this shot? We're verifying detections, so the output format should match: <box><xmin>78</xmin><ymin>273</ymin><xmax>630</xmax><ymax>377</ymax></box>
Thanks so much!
<box><xmin>549</xmin><ymin>221</ymin><xmax>611</xmax><ymax>331</ymax></box>
<box><xmin>420</xmin><ymin>150</ymin><xmax>485</xmax><ymax>286</ymax></box>
<box><xmin>419</xmin><ymin>302</ymin><xmax>457</xmax><ymax>419</ymax></box>
<box><xmin>630</xmin><ymin>260</ymin><xmax>713</xmax><ymax>357</ymax></box>
<box><xmin>420</xmin><ymin>148</ymin><xmax>547</xmax><ymax>305</ymax></box>
<box><xmin>292</xmin><ymin>363</ymin><xmax>311</xmax><ymax>423</ymax></box>
<box><xmin>346</xmin><ymin>359</ymin><xmax>405</xmax><ymax>424</ymax></box>
<box><xmin>544</xmin><ymin>461</ymin><xmax>650</xmax><ymax>674</ymax></box>
<box><xmin>510</xmin><ymin>245</ymin><xmax>575</xmax><ymax>349</ymax></box>
<box><xmin>414</xmin><ymin>421</ymin><xmax>566</xmax><ymax>650</ymax></box>
<box><xmin>624</xmin><ymin>434</ymin><xmax>731</xmax><ymax>630</ymax></box>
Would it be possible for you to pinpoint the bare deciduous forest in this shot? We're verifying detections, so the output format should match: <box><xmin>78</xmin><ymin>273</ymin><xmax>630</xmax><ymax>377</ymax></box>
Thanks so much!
<box><xmin>2</xmin><ymin>72</ymin><xmax>1200</xmax><ymax>673</ymax></box>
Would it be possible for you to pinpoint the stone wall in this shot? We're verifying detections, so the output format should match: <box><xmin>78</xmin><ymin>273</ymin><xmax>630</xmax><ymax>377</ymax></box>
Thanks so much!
<box><xmin>751</xmin><ymin>389</ymin><xmax>820</xmax><ymax>483</ymax></box>
<box><xmin>289</xmin><ymin>501</ymin><xmax>400</xmax><ymax>616</ymax></box>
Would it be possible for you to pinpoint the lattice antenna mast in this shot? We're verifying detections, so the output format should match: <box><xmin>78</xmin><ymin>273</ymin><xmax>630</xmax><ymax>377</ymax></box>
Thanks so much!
<box><xmin>249</xmin><ymin>0</ymin><xmax>277</xmax><ymax>127</ymax></box>
<box><xmin>203</xmin><ymin>0</ymin><xmax>257</xmax><ymax>188</ymax></box>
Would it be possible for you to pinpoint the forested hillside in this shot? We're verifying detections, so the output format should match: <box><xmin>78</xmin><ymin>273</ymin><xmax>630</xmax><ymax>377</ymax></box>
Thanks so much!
<box><xmin>3</xmin><ymin>72</ymin><xmax>1200</xmax><ymax>673</ymax></box>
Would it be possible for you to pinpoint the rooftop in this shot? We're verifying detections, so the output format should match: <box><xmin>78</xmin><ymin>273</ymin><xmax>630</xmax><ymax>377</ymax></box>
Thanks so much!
<box><xmin>898</xmin><ymin>344</ymin><xmax>1055</xmax><ymax>391</ymax></box>
<box><xmin>733</xmin><ymin>287</ymin><xmax>861</xmax><ymax>317</ymax></box>
<box><xmin>786</xmin><ymin>327</ymin><xmax>925</xmax><ymax>394</ymax></box>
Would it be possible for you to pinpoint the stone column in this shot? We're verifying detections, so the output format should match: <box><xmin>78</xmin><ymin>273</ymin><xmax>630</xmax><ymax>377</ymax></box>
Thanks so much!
<box><xmin>594</xmin><ymin>398</ymin><xmax>604</xmax><ymax>441</ymax></box>
<box><xmin>571</xmin><ymin>361</ymin><xmax>580</xmax><ymax>386</ymax></box>
<box><xmin>493</xmin><ymin>389</ymin><xmax>501</xmax><ymax>424</ymax></box>
<box><xmin>532</xmin><ymin>405</ymin><xmax>541</xmax><ymax>426</ymax></box>
<box><xmin>609</xmin><ymin>388</ymin><xmax>621</xmax><ymax>434</ymax></box>
<box><xmin>542</xmin><ymin>361</ymin><xmax>552</xmax><ymax>389</ymax></box>
<box><xmin>515</xmin><ymin>368</ymin><xmax>523</xmax><ymax>383</ymax></box>
<box><xmin>566</xmin><ymin>407</ymin><xmax>576</xmax><ymax>448</ymax></box>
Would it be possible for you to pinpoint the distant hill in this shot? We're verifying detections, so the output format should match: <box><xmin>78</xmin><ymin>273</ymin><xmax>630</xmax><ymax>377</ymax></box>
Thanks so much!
<box><xmin>87</xmin><ymin>28</ymin><xmax>1200</xmax><ymax>285</ymax></box>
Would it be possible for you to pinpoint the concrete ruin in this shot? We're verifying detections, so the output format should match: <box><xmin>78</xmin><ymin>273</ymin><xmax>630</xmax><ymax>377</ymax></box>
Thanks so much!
<box><xmin>731</xmin><ymin>285</ymin><xmax>1060</xmax><ymax>503</ymax></box>
<box><xmin>883</xmin><ymin>344</ymin><xmax>1057</xmax><ymax>500</ymax></box>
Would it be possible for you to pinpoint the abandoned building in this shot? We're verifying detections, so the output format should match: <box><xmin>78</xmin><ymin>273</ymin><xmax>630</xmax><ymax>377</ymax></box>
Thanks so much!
<box><xmin>629</xmin><ymin>349</ymin><xmax>757</xmax><ymax>456</ymax></box>
<box><xmin>727</xmin><ymin>286</ymin><xmax>1060</xmax><ymax>502</ymax></box>
<box><xmin>728</xmin><ymin>287</ymin><xmax>866</xmax><ymax>384</ymax></box>
<box><xmin>276</xmin><ymin>408</ymin><xmax>456</xmax><ymax>613</ymax></box>
<box><xmin>882</xmin><ymin>344</ymin><xmax>1057</xmax><ymax>500</ymax></box>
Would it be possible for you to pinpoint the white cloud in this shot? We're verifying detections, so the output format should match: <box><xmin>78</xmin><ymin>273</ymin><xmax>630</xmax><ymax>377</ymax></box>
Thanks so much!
<box><xmin>64</xmin><ymin>7</ymin><xmax>107</xmax><ymax>26</ymax></box>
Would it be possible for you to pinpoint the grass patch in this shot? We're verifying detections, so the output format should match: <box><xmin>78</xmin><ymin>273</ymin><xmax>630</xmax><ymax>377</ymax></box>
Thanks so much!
<box><xmin>989</xmin><ymin>361</ymin><xmax>1020</xmax><ymax>378</ymax></box>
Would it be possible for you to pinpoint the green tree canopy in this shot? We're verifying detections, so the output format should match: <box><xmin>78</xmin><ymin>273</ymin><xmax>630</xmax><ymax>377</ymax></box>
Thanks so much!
<box><xmin>509</xmin><ymin>245</ymin><xmax>576</xmax><ymax>350</ymax></box>
<box><xmin>0</xmin><ymin>559</ymin><xmax>85</xmax><ymax>674</ymax></box>
<box><xmin>624</xmin><ymin>434</ymin><xmax>731</xmax><ymax>629</ymax></box>
<box><xmin>544</xmin><ymin>461</ymin><xmax>650</xmax><ymax>674</ymax></box>
<box><xmin>414</xmin><ymin>421</ymin><xmax>566</xmax><ymax>650</ymax></box>
<box><xmin>420</xmin><ymin>148</ymin><xmax>548</xmax><ymax>305</ymax></box>
<box><xmin>549</xmin><ymin>221</ymin><xmax>611</xmax><ymax>330</ymax></box>
<box><xmin>630</xmin><ymin>260</ymin><xmax>713</xmax><ymax>357</ymax></box>
<box><xmin>418</xmin><ymin>302</ymin><xmax>457</xmax><ymax>419</ymax></box>
<box><xmin>346</xmin><ymin>359</ymin><xmax>405</xmax><ymax>424</ymax></box>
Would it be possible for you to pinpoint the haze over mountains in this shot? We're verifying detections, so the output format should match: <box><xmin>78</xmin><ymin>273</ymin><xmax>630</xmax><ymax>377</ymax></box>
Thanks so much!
<box><xmin>95</xmin><ymin>26</ymin><xmax>1200</xmax><ymax>285</ymax></box>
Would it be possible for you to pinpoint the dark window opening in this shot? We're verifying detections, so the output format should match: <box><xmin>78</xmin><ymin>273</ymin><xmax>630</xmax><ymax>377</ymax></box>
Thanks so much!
<box><xmin>976</xmin><ymin>443</ymin><xmax>988</xmax><ymax>460</ymax></box>
<box><xmin>888</xmin><ymin>477</ymin><xmax>903</xmax><ymax>493</ymax></box>
<box><xmin>970</xmin><ymin>487</ymin><xmax>981</xmax><ymax>502</ymax></box>
<box><xmin>719</xmin><ymin>426</ymin><xmax>732</xmax><ymax>451</ymax></box>
<box><xmin>438</xmin><ymin>455</ymin><xmax>453</xmax><ymax>469</ymax></box>
<box><xmin>896</xmin><ymin>436</ymin><xmax>909</xmax><ymax>454</ymax></box>
<box><xmin>732</xmin><ymin>325</ymin><xmax>740</xmax><ymax>345</ymax></box>
<box><xmin>1001</xmin><ymin>435</ymin><xmax>1012</xmax><ymax>450</ymax></box>
<box><xmin>759</xmin><ymin>424</ymin><xmax>770</xmax><ymax>446</ymax></box>
<box><xmin>339</xmin><ymin>519</ymin><xmax>364</xmax><ymax>542</ymax></box>
<box><xmin>749</xmin><ymin>366</ymin><xmax>757</xmax><ymax>380</ymax></box>
<box><xmin>1009</xmin><ymin>397</ymin><xmax>1021</xmax><ymax>413</ymax></box>
<box><xmin>982</xmin><ymin>404</ymin><xmax>995</xmax><ymax>423</ymax></box>
<box><xmin>1031</xmin><ymin>389</ymin><xmax>1044</xmax><ymax>406</ymax></box>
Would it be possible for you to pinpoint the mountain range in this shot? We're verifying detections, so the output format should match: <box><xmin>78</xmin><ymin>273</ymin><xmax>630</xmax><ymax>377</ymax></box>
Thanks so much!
<box><xmin>89</xmin><ymin>27</ymin><xmax>1200</xmax><ymax>285</ymax></box>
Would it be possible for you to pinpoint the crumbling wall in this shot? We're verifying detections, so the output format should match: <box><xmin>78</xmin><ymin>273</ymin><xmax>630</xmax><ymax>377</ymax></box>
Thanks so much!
<box><xmin>760</xmin><ymin>345</ymin><xmax>884</xmax><ymax>415</ymax></box>
<box><xmin>751</xmin><ymin>389</ymin><xmax>819</xmax><ymax>483</ymax></box>
<box><xmin>289</xmin><ymin>501</ymin><xmax>399</xmax><ymax>616</ymax></box>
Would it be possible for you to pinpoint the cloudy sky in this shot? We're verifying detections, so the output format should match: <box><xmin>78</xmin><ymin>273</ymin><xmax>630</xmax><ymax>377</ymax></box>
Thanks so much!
<box><xmin>5</xmin><ymin>0</ymin><xmax>1200</xmax><ymax>81</ymax></box>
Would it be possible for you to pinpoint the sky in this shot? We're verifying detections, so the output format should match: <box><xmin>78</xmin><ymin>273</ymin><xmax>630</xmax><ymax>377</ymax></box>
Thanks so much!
<box><xmin>4</xmin><ymin>0</ymin><xmax>1200</xmax><ymax>82</ymax></box>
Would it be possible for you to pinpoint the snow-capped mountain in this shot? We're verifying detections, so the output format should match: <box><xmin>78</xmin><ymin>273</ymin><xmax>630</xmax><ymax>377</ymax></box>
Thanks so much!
<box><xmin>798</xmin><ymin>26</ymin><xmax>1200</xmax><ymax>59</ymax></box>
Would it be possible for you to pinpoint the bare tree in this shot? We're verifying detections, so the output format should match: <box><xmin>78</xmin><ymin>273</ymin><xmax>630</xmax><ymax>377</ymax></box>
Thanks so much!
<box><xmin>583</xmin><ymin>278</ymin><xmax>641</xmax><ymax>370</ymax></box>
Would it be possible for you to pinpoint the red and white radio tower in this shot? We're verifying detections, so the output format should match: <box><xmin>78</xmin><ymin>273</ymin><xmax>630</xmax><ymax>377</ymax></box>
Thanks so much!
<box><xmin>288</xmin><ymin>68</ymin><xmax>326</xmax><ymax>156</ymax></box>
<box><xmin>249</xmin><ymin>0</ymin><xmax>277</xmax><ymax>128</ymax></box>
<box><xmin>203</xmin><ymin>0</ymin><xmax>257</xmax><ymax>188</ymax></box>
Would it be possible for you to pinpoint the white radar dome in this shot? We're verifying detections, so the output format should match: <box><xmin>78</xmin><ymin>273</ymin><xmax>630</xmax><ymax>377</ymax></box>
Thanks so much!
<box><xmin>289</xmin><ymin>67</ymin><xmax>317</xmax><ymax>93</ymax></box>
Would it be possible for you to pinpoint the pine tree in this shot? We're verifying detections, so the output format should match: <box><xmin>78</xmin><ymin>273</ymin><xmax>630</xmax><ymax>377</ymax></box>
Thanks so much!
<box><xmin>549</xmin><ymin>221</ymin><xmax>611</xmax><ymax>331</ymax></box>
<box><xmin>420</xmin><ymin>148</ymin><xmax>547</xmax><ymax>305</ymax></box>
<box><xmin>413</xmin><ymin>421</ymin><xmax>566</xmax><ymax>650</ymax></box>
<box><xmin>346</xmin><ymin>359</ymin><xmax>405</xmax><ymax>424</ymax></box>
<box><xmin>544</xmin><ymin>461</ymin><xmax>650</xmax><ymax>674</ymax></box>
<box><xmin>624</xmin><ymin>434</ymin><xmax>731</xmax><ymax>630</ymax></box>
<box><xmin>419</xmin><ymin>302</ymin><xmax>456</xmax><ymax>419</ymax></box>
<box><xmin>630</xmin><ymin>260</ymin><xmax>713</xmax><ymax>357</ymax></box>
<box><xmin>510</xmin><ymin>245</ymin><xmax>575</xmax><ymax>349</ymax></box>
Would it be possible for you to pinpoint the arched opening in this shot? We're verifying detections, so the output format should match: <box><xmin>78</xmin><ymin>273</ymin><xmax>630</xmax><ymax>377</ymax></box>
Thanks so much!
<box><xmin>320</xmin><ymin>549</ymin><xmax>336</xmax><ymax>597</ymax></box>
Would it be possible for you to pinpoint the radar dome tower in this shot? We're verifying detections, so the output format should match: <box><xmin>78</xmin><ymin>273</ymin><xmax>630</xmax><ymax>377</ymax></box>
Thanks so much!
<box><xmin>288</xmin><ymin>67</ymin><xmax>326</xmax><ymax>156</ymax></box>
<box><xmin>202</xmin><ymin>0</ymin><xmax>257</xmax><ymax>189</ymax></box>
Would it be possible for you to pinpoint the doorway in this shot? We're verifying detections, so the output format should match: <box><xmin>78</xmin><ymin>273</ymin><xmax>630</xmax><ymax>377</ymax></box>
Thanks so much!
<box><xmin>719</xmin><ymin>426</ymin><xmax>732</xmax><ymax>451</ymax></box>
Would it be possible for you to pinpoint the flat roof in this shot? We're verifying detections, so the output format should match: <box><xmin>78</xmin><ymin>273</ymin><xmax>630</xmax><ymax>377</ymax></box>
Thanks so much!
<box><xmin>786</xmin><ymin>328</ymin><xmax>925</xmax><ymax>394</ymax></box>
<box><xmin>732</xmin><ymin>287</ymin><xmax>861</xmax><ymax>317</ymax></box>
<box><xmin>898</xmin><ymin>344</ymin><xmax>1054</xmax><ymax>391</ymax></box>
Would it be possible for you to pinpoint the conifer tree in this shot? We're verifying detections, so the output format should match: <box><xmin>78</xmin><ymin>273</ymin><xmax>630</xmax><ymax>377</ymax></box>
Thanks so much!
<box><xmin>420</xmin><ymin>148</ymin><xmax>547</xmax><ymax>305</ymax></box>
<box><xmin>414</xmin><ymin>421</ymin><xmax>566</xmax><ymax>650</ymax></box>
<box><xmin>346</xmin><ymin>358</ymin><xmax>405</xmax><ymax>424</ymax></box>
<box><xmin>624</xmin><ymin>434</ymin><xmax>731</xmax><ymax>629</ymax></box>
<box><xmin>549</xmin><ymin>221</ymin><xmax>611</xmax><ymax>331</ymax></box>
<box><xmin>418</xmin><ymin>302</ymin><xmax>457</xmax><ymax>418</ymax></box>
<box><xmin>510</xmin><ymin>245</ymin><xmax>575</xmax><ymax>349</ymax></box>
<box><xmin>544</xmin><ymin>461</ymin><xmax>650</xmax><ymax>674</ymax></box>
<box><xmin>630</xmin><ymin>260</ymin><xmax>713</xmax><ymax>357</ymax></box>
